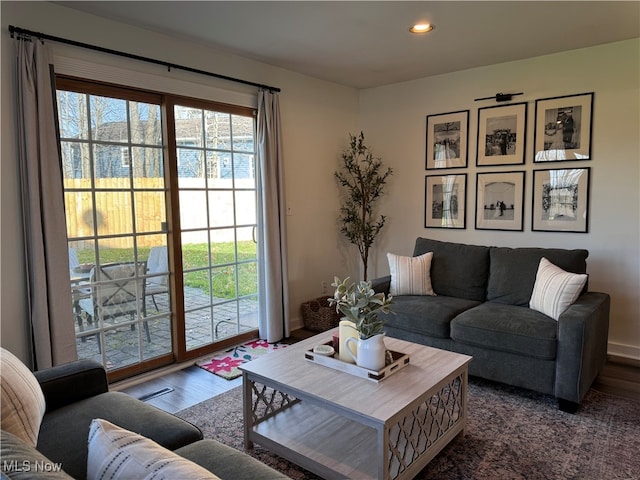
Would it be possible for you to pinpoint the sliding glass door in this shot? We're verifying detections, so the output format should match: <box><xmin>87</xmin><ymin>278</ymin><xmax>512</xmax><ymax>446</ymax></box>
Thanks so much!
<box><xmin>57</xmin><ymin>77</ymin><xmax>258</xmax><ymax>380</ymax></box>
<box><xmin>169</xmin><ymin>99</ymin><xmax>259</xmax><ymax>354</ymax></box>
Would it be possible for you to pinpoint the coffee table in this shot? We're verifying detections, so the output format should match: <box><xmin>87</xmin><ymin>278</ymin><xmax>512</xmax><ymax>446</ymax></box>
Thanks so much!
<box><xmin>240</xmin><ymin>329</ymin><xmax>472</xmax><ymax>480</ymax></box>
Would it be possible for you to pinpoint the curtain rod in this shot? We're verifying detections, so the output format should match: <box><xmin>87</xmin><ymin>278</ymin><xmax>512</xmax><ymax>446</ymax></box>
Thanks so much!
<box><xmin>9</xmin><ymin>25</ymin><xmax>281</xmax><ymax>93</ymax></box>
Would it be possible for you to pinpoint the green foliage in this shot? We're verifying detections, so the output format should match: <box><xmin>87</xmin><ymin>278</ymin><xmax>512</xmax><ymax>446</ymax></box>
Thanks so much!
<box><xmin>328</xmin><ymin>277</ymin><xmax>393</xmax><ymax>340</ymax></box>
<box><xmin>77</xmin><ymin>241</ymin><xmax>257</xmax><ymax>299</ymax></box>
<box><xmin>335</xmin><ymin>131</ymin><xmax>392</xmax><ymax>280</ymax></box>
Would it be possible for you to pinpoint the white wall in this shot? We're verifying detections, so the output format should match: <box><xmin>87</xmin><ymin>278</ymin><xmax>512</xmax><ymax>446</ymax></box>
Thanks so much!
<box><xmin>1</xmin><ymin>1</ymin><xmax>358</xmax><ymax>363</ymax></box>
<box><xmin>2</xmin><ymin>2</ymin><xmax>637</xmax><ymax>364</ymax></box>
<box><xmin>359</xmin><ymin>39</ymin><xmax>640</xmax><ymax>359</ymax></box>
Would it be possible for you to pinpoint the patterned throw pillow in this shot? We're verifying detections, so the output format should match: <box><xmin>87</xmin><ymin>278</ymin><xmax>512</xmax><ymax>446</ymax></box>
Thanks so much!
<box><xmin>529</xmin><ymin>257</ymin><xmax>588</xmax><ymax>320</ymax></box>
<box><xmin>87</xmin><ymin>419</ymin><xmax>220</xmax><ymax>480</ymax></box>
<box><xmin>387</xmin><ymin>252</ymin><xmax>436</xmax><ymax>296</ymax></box>
<box><xmin>0</xmin><ymin>347</ymin><xmax>46</xmax><ymax>447</ymax></box>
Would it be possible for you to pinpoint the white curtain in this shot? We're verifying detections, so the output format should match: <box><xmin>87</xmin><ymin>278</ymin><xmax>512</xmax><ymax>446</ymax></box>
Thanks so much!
<box><xmin>15</xmin><ymin>36</ymin><xmax>77</xmax><ymax>368</ymax></box>
<box><xmin>256</xmin><ymin>90</ymin><xmax>289</xmax><ymax>342</ymax></box>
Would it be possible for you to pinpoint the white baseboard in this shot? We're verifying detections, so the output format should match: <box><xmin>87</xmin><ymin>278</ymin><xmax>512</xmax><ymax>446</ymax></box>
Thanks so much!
<box><xmin>607</xmin><ymin>342</ymin><xmax>640</xmax><ymax>361</ymax></box>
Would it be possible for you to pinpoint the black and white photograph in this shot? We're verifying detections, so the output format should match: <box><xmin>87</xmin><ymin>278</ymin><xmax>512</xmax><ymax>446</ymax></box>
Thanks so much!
<box><xmin>534</xmin><ymin>93</ymin><xmax>593</xmax><ymax>162</ymax></box>
<box><xmin>477</xmin><ymin>103</ymin><xmax>527</xmax><ymax>166</ymax></box>
<box><xmin>426</xmin><ymin>110</ymin><xmax>469</xmax><ymax>169</ymax></box>
<box><xmin>476</xmin><ymin>171</ymin><xmax>524</xmax><ymax>231</ymax></box>
<box><xmin>425</xmin><ymin>174</ymin><xmax>467</xmax><ymax>228</ymax></box>
<box><xmin>532</xmin><ymin>168</ymin><xmax>590</xmax><ymax>232</ymax></box>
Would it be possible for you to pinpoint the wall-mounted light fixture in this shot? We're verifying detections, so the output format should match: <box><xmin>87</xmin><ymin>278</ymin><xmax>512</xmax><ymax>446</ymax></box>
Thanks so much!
<box><xmin>474</xmin><ymin>92</ymin><xmax>524</xmax><ymax>102</ymax></box>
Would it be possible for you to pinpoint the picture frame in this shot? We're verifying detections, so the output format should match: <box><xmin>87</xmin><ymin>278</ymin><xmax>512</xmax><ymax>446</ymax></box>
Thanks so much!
<box><xmin>533</xmin><ymin>92</ymin><xmax>593</xmax><ymax>162</ymax></box>
<box><xmin>424</xmin><ymin>174</ymin><xmax>467</xmax><ymax>229</ymax></box>
<box><xmin>425</xmin><ymin>110</ymin><xmax>469</xmax><ymax>169</ymax></box>
<box><xmin>475</xmin><ymin>171</ymin><xmax>525</xmax><ymax>231</ymax></box>
<box><xmin>532</xmin><ymin>167</ymin><xmax>590</xmax><ymax>233</ymax></box>
<box><xmin>476</xmin><ymin>102</ymin><xmax>527</xmax><ymax>166</ymax></box>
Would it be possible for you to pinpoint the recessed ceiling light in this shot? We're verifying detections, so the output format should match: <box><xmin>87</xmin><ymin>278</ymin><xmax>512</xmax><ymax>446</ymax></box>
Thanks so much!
<box><xmin>410</xmin><ymin>23</ymin><xmax>434</xmax><ymax>34</ymax></box>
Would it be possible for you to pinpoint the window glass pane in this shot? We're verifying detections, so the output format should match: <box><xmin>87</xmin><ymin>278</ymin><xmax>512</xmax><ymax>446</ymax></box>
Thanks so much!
<box><xmin>235</xmin><ymin>191</ymin><xmax>256</xmax><ymax>225</ymax></box>
<box><xmin>174</xmin><ymin>106</ymin><xmax>203</xmax><ymax>147</ymax></box>
<box><xmin>132</xmin><ymin>147</ymin><xmax>164</xmax><ymax>187</ymax></box>
<box><xmin>236</xmin><ymin>227</ymin><xmax>257</xmax><ymax>261</ymax></box>
<box><xmin>61</xmin><ymin>142</ymin><xmax>92</xmax><ymax>181</ymax></box>
<box><xmin>232</xmin><ymin>115</ymin><xmax>254</xmax><ymax>152</ymax></box>
<box><xmin>208</xmin><ymin>191</ymin><xmax>234</xmax><ymax>227</ymax></box>
<box><xmin>65</xmin><ymin>191</ymin><xmax>95</xmax><ymax>238</ymax></box>
<box><xmin>234</xmin><ymin>154</ymin><xmax>255</xmax><ymax>185</ymax></box>
<box><xmin>134</xmin><ymin>192</ymin><xmax>166</xmax><ymax>234</ymax></box>
<box><xmin>181</xmin><ymin>231</ymin><xmax>210</xmax><ymax>271</ymax></box>
<box><xmin>179</xmin><ymin>191</ymin><xmax>207</xmax><ymax>229</ymax></box>
<box><xmin>96</xmin><ymin>237</ymin><xmax>135</xmax><ymax>265</ymax></box>
<box><xmin>91</xmin><ymin>96</ymin><xmax>128</xmax><ymax>143</ymax></box>
<box><xmin>206</xmin><ymin>152</ymin><xmax>223</xmax><ymax>187</ymax></box>
<box><xmin>217</xmin><ymin>152</ymin><xmax>233</xmax><ymax>180</ymax></box>
<box><xmin>206</xmin><ymin>111</ymin><xmax>231</xmax><ymax>150</ymax></box>
<box><xmin>237</xmin><ymin>262</ymin><xmax>258</xmax><ymax>296</ymax></box>
<box><xmin>210</xmin><ymin>228</ymin><xmax>236</xmax><ymax>266</ymax></box>
<box><xmin>57</xmin><ymin>91</ymin><xmax>89</xmax><ymax>140</ymax></box>
<box><xmin>93</xmin><ymin>145</ymin><xmax>132</xmax><ymax>180</ymax></box>
<box><xmin>95</xmin><ymin>191</ymin><xmax>133</xmax><ymax>236</ymax></box>
<box><xmin>211</xmin><ymin>265</ymin><xmax>236</xmax><ymax>299</ymax></box>
<box><xmin>177</xmin><ymin>148</ymin><xmax>205</xmax><ymax>187</ymax></box>
<box><xmin>130</xmin><ymin>102</ymin><xmax>162</xmax><ymax>145</ymax></box>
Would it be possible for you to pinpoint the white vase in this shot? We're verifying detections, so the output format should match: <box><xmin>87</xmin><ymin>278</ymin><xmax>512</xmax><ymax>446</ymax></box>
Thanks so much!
<box><xmin>345</xmin><ymin>333</ymin><xmax>386</xmax><ymax>371</ymax></box>
<box><xmin>338</xmin><ymin>319</ymin><xmax>358</xmax><ymax>364</ymax></box>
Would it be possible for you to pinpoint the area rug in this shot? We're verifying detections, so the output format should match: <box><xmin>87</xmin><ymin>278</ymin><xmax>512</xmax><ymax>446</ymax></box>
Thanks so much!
<box><xmin>176</xmin><ymin>378</ymin><xmax>640</xmax><ymax>480</ymax></box>
<box><xmin>196</xmin><ymin>339</ymin><xmax>288</xmax><ymax>380</ymax></box>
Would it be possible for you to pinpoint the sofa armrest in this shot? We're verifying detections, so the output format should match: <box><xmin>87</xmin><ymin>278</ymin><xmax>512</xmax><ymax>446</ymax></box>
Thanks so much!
<box><xmin>34</xmin><ymin>359</ymin><xmax>109</xmax><ymax>412</ymax></box>
<box><xmin>371</xmin><ymin>275</ymin><xmax>391</xmax><ymax>295</ymax></box>
<box><xmin>554</xmin><ymin>292</ymin><xmax>610</xmax><ymax>404</ymax></box>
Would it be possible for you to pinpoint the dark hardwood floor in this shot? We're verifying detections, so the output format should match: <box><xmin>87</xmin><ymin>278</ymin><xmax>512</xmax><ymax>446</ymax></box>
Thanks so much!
<box><xmin>116</xmin><ymin>331</ymin><xmax>640</xmax><ymax>414</ymax></box>
<box><xmin>116</xmin><ymin>328</ymin><xmax>316</xmax><ymax>413</ymax></box>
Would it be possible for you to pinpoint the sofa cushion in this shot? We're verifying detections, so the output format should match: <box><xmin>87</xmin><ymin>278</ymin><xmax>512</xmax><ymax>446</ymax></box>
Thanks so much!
<box><xmin>530</xmin><ymin>257</ymin><xmax>588</xmax><ymax>320</ymax></box>
<box><xmin>37</xmin><ymin>391</ymin><xmax>202</xmax><ymax>479</ymax></box>
<box><xmin>0</xmin><ymin>347</ymin><xmax>46</xmax><ymax>447</ymax></box>
<box><xmin>451</xmin><ymin>303</ymin><xmax>558</xmax><ymax>360</ymax></box>
<box><xmin>387</xmin><ymin>251</ymin><xmax>435</xmax><ymax>296</ymax></box>
<box><xmin>176</xmin><ymin>440</ymin><xmax>291</xmax><ymax>480</ymax></box>
<box><xmin>87</xmin><ymin>419</ymin><xmax>219</xmax><ymax>480</ymax></box>
<box><xmin>413</xmin><ymin>237</ymin><xmax>490</xmax><ymax>302</ymax></box>
<box><xmin>487</xmin><ymin>246</ymin><xmax>588</xmax><ymax>306</ymax></box>
<box><xmin>381</xmin><ymin>295</ymin><xmax>481</xmax><ymax>339</ymax></box>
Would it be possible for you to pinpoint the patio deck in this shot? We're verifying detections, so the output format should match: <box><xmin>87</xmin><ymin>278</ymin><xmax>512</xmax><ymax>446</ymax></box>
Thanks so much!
<box><xmin>75</xmin><ymin>286</ymin><xmax>258</xmax><ymax>370</ymax></box>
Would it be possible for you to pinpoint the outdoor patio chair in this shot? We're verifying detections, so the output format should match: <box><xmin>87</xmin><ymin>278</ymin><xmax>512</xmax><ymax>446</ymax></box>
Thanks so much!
<box><xmin>146</xmin><ymin>246</ymin><xmax>169</xmax><ymax>310</ymax></box>
<box><xmin>78</xmin><ymin>262</ymin><xmax>150</xmax><ymax>352</ymax></box>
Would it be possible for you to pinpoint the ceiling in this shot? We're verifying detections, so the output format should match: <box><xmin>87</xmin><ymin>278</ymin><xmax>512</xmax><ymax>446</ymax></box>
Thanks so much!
<box><xmin>56</xmin><ymin>1</ymin><xmax>640</xmax><ymax>89</ymax></box>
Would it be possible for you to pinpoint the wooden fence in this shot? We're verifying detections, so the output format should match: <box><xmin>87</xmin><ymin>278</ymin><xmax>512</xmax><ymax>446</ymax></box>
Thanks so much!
<box><xmin>65</xmin><ymin>178</ymin><xmax>254</xmax><ymax>250</ymax></box>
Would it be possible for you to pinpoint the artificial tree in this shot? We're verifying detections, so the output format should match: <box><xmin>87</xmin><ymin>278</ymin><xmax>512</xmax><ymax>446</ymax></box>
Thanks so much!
<box><xmin>335</xmin><ymin>132</ymin><xmax>393</xmax><ymax>281</ymax></box>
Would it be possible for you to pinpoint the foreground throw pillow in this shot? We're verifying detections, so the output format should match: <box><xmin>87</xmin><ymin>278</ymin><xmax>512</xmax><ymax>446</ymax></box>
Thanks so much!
<box><xmin>387</xmin><ymin>252</ymin><xmax>435</xmax><ymax>296</ymax></box>
<box><xmin>87</xmin><ymin>419</ymin><xmax>220</xmax><ymax>480</ymax></box>
<box><xmin>529</xmin><ymin>257</ymin><xmax>588</xmax><ymax>320</ymax></box>
<box><xmin>0</xmin><ymin>347</ymin><xmax>46</xmax><ymax>447</ymax></box>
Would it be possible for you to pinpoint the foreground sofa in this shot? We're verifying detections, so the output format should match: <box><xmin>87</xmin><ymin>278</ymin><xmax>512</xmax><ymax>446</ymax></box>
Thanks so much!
<box><xmin>374</xmin><ymin>237</ymin><xmax>610</xmax><ymax>412</ymax></box>
<box><xmin>1</xmin><ymin>351</ymin><xmax>288</xmax><ymax>479</ymax></box>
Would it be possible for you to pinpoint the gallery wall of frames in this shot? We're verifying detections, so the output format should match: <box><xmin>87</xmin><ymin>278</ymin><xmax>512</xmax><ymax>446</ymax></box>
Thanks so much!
<box><xmin>424</xmin><ymin>92</ymin><xmax>593</xmax><ymax>233</ymax></box>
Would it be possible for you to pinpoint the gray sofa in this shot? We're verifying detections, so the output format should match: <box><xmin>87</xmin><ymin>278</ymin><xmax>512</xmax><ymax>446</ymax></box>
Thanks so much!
<box><xmin>374</xmin><ymin>237</ymin><xmax>610</xmax><ymax>412</ymax></box>
<box><xmin>1</xmin><ymin>359</ymin><xmax>288</xmax><ymax>479</ymax></box>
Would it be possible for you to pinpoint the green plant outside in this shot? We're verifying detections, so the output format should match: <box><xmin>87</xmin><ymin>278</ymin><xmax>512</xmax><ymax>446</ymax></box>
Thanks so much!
<box><xmin>77</xmin><ymin>241</ymin><xmax>257</xmax><ymax>299</ymax></box>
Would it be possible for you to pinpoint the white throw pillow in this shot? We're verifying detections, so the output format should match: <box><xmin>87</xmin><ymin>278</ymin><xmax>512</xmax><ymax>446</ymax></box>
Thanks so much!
<box><xmin>0</xmin><ymin>347</ymin><xmax>46</xmax><ymax>447</ymax></box>
<box><xmin>529</xmin><ymin>257</ymin><xmax>588</xmax><ymax>320</ymax></box>
<box><xmin>387</xmin><ymin>252</ymin><xmax>435</xmax><ymax>296</ymax></box>
<box><xmin>87</xmin><ymin>419</ymin><xmax>220</xmax><ymax>480</ymax></box>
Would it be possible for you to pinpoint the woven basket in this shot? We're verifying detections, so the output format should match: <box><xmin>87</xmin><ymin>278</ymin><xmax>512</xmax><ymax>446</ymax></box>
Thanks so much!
<box><xmin>301</xmin><ymin>296</ymin><xmax>341</xmax><ymax>332</ymax></box>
